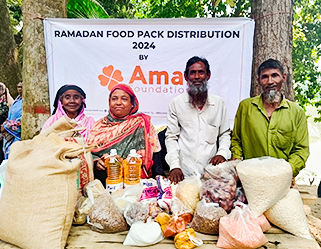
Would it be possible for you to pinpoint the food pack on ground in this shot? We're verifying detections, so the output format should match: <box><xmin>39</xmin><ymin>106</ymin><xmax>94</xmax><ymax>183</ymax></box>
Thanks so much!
<box><xmin>124</xmin><ymin>201</ymin><xmax>150</xmax><ymax>226</ymax></box>
<box><xmin>149</xmin><ymin>200</ymin><xmax>163</xmax><ymax>219</ymax></box>
<box><xmin>112</xmin><ymin>184</ymin><xmax>143</xmax><ymax>214</ymax></box>
<box><xmin>88</xmin><ymin>190</ymin><xmax>128</xmax><ymax>233</ymax></box>
<box><xmin>83</xmin><ymin>179</ymin><xmax>105</xmax><ymax>200</ymax></box>
<box><xmin>234</xmin><ymin>186</ymin><xmax>247</xmax><ymax>204</ymax></box>
<box><xmin>175</xmin><ymin>176</ymin><xmax>202</xmax><ymax>214</ymax></box>
<box><xmin>163</xmin><ymin>213</ymin><xmax>193</xmax><ymax>238</ymax></box>
<box><xmin>217</xmin><ymin>204</ymin><xmax>268</xmax><ymax>249</ymax></box>
<box><xmin>155</xmin><ymin>212</ymin><xmax>171</xmax><ymax>232</ymax></box>
<box><xmin>190</xmin><ymin>199</ymin><xmax>227</xmax><ymax>235</ymax></box>
<box><xmin>264</xmin><ymin>189</ymin><xmax>314</xmax><ymax>240</ymax></box>
<box><xmin>256</xmin><ymin>214</ymin><xmax>271</xmax><ymax>232</ymax></box>
<box><xmin>123</xmin><ymin>218</ymin><xmax>164</xmax><ymax>246</ymax></box>
<box><xmin>200</xmin><ymin>177</ymin><xmax>236</xmax><ymax>212</ymax></box>
<box><xmin>156</xmin><ymin>175</ymin><xmax>172</xmax><ymax>213</ymax></box>
<box><xmin>174</xmin><ymin>228</ymin><xmax>203</xmax><ymax>249</ymax></box>
<box><xmin>73</xmin><ymin>195</ymin><xmax>93</xmax><ymax>225</ymax></box>
<box><xmin>202</xmin><ymin>160</ymin><xmax>241</xmax><ymax>183</ymax></box>
<box><xmin>140</xmin><ymin>178</ymin><xmax>159</xmax><ymax>205</ymax></box>
<box><xmin>171</xmin><ymin>183</ymin><xmax>178</xmax><ymax>197</ymax></box>
<box><xmin>236</xmin><ymin>157</ymin><xmax>292</xmax><ymax>217</ymax></box>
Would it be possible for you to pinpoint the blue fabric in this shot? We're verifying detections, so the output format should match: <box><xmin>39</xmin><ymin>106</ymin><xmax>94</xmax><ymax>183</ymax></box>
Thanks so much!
<box><xmin>3</xmin><ymin>96</ymin><xmax>22</xmax><ymax>159</ymax></box>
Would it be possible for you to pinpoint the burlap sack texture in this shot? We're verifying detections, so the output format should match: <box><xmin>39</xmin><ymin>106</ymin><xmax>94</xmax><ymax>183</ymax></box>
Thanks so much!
<box><xmin>0</xmin><ymin>130</ymin><xmax>87</xmax><ymax>249</ymax></box>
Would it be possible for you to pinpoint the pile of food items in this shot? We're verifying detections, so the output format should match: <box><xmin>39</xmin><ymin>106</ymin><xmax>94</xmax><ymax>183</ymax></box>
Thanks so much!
<box><xmin>74</xmin><ymin>157</ymin><xmax>314</xmax><ymax>248</ymax></box>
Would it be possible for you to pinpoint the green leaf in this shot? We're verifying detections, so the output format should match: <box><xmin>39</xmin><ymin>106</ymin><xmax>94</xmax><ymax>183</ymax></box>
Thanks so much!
<box><xmin>214</xmin><ymin>0</ymin><xmax>221</xmax><ymax>8</ymax></box>
<box><xmin>226</xmin><ymin>0</ymin><xmax>236</xmax><ymax>7</ymax></box>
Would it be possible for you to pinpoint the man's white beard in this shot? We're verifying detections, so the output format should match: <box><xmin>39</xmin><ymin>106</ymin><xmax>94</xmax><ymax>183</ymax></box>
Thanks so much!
<box><xmin>265</xmin><ymin>90</ymin><xmax>281</xmax><ymax>104</ymax></box>
<box><xmin>187</xmin><ymin>79</ymin><xmax>208</xmax><ymax>108</ymax></box>
<box><xmin>187</xmin><ymin>79</ymin><xmax>208</xmax><ymax>94</ymax></box>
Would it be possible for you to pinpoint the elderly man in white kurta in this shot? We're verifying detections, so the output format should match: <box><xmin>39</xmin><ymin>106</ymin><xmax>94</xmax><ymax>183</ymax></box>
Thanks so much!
<box><xmin>165</xmin><ymin>56</ymin><xmax>231</xmax><ymax>184</ymax></box>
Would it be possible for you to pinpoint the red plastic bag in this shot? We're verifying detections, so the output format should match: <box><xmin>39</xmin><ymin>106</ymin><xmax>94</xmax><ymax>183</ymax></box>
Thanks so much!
<box><xmin>217</xmin><ymin>204</ymin><xmax>268</xmax><ymax>249</ymax></box>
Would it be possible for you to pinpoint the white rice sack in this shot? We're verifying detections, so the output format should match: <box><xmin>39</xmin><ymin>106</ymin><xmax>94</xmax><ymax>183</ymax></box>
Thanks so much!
<box><xmin>123</xmin><ymin>218</ymin><xmax>164</xmax><ymax>246</ymax></box>
<box><xmin>264</xmin><ymin>189</ymin><xmax>314</xmax><ymax>240</ymax></box>
<box><xmin>236</xmin><ymin>157</ymin><xmax>292</xmax><ymax>217</ymax></box>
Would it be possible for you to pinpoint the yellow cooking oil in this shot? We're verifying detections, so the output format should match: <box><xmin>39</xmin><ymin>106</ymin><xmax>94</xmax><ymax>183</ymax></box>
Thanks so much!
<box><xmin>123</xmin><ymin>149</ymin><xmax>142</xmax><ymax>187</ymax></box>
<box><xmin>105</xmin><ymin>149</ymin><xmax>123</xmax><ymax>193</ymax></box>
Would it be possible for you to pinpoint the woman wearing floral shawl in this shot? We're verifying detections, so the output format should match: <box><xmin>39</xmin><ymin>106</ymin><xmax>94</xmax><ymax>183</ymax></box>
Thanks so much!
<box><xmin>2</xmin><ymin>82</ymin><xmax>22</xmax><ymax>160</ymax></box>
<box><xmin>0</xmin><ymin>82</ymin><xmax>14</xmax><ymax>162</ymax></box>
<box><xmin>87</xmin><ymin>84</ymin><xmax>165</xmax><ymax>185</ymax></box>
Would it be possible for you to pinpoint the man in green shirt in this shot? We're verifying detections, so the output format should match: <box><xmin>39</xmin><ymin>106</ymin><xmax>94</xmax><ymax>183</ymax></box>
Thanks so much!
<box><xmin>231</xmin><ymin>59</ymin><xmax>309</xmax><ymax>177</ymax></box>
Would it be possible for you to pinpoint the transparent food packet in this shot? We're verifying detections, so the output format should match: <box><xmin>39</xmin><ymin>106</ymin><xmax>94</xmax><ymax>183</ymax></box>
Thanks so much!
<box><xmin>88</xmin><ymin>190</ymin><xmax>128</xmax><ymax>233</ymax></box>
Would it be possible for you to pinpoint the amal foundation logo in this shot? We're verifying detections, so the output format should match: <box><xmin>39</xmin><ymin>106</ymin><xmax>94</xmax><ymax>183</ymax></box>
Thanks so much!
<box><xmin>99</xmin><ymin>65</ymin><xmax>187</xmax><ymax>94</ymax></box>
<box><xmin>98</xmin><ymin>65</ymin><xmax>123</xmax><ymax>90</ymax></box>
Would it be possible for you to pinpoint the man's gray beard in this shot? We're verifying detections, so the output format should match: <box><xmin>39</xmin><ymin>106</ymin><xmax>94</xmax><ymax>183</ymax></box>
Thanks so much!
<box><xmin>264</xmin><ymin>90</ymin><xmax>281</xmax><ymax>104</ymax></box>
<box><xmin>187</xmin><ymin>80</ymin><xmax>208</xmax><ymax>108</ymax></box>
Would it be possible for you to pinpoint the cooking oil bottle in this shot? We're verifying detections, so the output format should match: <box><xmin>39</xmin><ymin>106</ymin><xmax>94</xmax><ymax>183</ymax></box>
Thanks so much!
<box><xmin>123</xmin><ymin>149</ymin><xmax>142</xmax><ymax>187</ymax></box>
<box><xmin>105</xmin><ymin>149</ymin><xmax>123</xmax><ymax>193</ymax></box>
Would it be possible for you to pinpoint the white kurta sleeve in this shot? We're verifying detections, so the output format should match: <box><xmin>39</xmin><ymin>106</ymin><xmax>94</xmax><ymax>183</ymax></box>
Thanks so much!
<box><xmin>165</xmin><ymin>99</ymin><xmax>181</xmax><ymax>171</ymax></box>
<box><xmin>215</xmin><ymin>101</ymin><xmax>231</xmax><ymax>160</ymax></box>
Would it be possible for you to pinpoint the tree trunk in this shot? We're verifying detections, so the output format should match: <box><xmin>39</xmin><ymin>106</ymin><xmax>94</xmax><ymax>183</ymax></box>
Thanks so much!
<box><xmin>22</xmin><ymin>0</ymin><xmax>66</xmax><ymax>140</ymax></box>
<box><xmin>251</xmin><ymin>0</ymin><xmax>294</xmax><ymax>100</ymax></box>
<box><xmin>0</xmin><ymin>0</ymin><xmax>22</xmax><ymax>98</ymax></box>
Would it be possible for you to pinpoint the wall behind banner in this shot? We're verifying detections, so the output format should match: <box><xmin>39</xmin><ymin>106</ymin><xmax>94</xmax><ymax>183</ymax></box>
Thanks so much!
<box><xmin>44</xmin><ymin>18</ymin><xmax>255</xmax><ymax>127</ymax></box>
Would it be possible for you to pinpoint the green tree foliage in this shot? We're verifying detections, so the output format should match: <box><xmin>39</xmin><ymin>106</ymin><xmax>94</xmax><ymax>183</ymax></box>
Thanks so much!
<box><xmin>7</xmin><ymin>0</ymin><xmax>22</xmax><ymax>34</ymax></box>
<box><xmin>67</xmin><ymin>0</ymin><xmax>136</xmax><ymax>18</ymax></box>
<box><xmin>292</xmin><ymin>0</ymin><xmax>321</xmax><ymax>121</ymax></box>
<box><xmin>133</xmin><ymin>0</ymin><xmax>205</xmax><ymax>18</ymax></box>
<box><xmin>99</xmin><ymin>0</ymin><xmax>136</xmax><ymax>18</ymax></box>
<box><xmin>7</xmin><ymin>0</ymin><xmax>22</xmax><ymax>65</ymax></box>
<box><xmin>67</xmin><ymin>0</ymin><xmax>108</xmax><ymax>18</ymax></box>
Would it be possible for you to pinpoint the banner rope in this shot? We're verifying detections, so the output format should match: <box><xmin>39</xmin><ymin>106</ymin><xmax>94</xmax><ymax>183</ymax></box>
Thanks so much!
<box><xmin>23</xmin><ymin>11</ymin><xmax>45</xmax><ymax>20</ymax></box>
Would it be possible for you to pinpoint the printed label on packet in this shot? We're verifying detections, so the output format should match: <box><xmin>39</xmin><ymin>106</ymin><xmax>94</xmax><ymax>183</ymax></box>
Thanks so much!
<box><xmin>140</xmin><ymin>179</ymin><xmax>159</xmax><ymax>203</ymax></box>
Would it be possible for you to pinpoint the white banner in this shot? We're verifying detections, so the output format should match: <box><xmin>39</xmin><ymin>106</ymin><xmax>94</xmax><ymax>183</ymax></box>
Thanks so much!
<box><xmin>43</xmin><ymin>18</ymin><xmax>254</xmax><ymax>127</ymax></box>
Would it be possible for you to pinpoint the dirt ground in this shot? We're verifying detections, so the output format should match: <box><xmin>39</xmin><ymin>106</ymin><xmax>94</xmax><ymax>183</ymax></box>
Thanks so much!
<box><xmin>298</xmin><ymin>185</ymin><xmax>321</xmax><ymax>218</ymax></box>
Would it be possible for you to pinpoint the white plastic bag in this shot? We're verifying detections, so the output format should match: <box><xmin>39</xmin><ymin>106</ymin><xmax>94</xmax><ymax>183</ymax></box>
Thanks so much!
<box><xmin>123</xmin><ymin>201</ymin><xmax>149</xmax><ymax>226</ymax></box>
<box><xmin>123</xmin><ymin>218</ymin><xmax>164</xmax><ymax>246</ymax></box>
<box><xmin>236</xmin><ymin>157</ymin><xmax>292</xmax><ymax>217</ymax></box>
<box><xmin>264</xmin><ymin>189</ymin><xmax>314</xmax><ymax>240</ymax></box>
<box><xmin>0</xmin><ymin>160</ymin><xmax>8</xmax><ymax>201</ymax></box>
<box><xmin>175</xmin><ymin>176</ymin><xmax>202</xmax><ymax>214</ymax></box>
<box><xmin>112</xmin><ymin>184</ymin><xmax>143</xmax><ymax>214</ymax></box>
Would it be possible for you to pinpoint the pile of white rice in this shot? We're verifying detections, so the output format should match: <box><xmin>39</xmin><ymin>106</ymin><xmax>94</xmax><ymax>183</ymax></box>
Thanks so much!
<box><xmin>236</xmin><ymin>157</ymin><xmax>292</xmax><ymax>217</ymax></box>
<box><xmin>264</xmin><ymin>189</ymin><xmax>314</xmax><ymax>240</ymax></box>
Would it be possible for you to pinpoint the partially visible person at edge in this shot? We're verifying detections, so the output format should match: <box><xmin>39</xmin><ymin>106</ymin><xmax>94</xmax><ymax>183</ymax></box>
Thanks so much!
<box><xmin>0</xmin><ymin>83</ymin><xmax>14</xmax><ymax>162</ymax></box>
<box><xmin>42</xmin><ymin>85</ymin><xmax>95</xmax><ymax>193</ymax></box>
<box><xmin>165</xmin><ymin>56</ymin><xmax>231</xmax><ymax>184</ymax></box>
<box><xmin>42</xmin><ymin>85</ymin><xmax>95</xmax><ymax>141</ymax></box>
<box><xmin>231</xmin><ymin>59</ymin><xmax>309</xmax><ymax>178</ymax></box>
<box><xmin>1</xmin><ymin>82</ymin><xmax>23</xmax><ymax>159</ymax></box>
<box><xmin>87</xmin><ymin>84</ymin><xmax>165</xmax><ymax>186</ymax></box>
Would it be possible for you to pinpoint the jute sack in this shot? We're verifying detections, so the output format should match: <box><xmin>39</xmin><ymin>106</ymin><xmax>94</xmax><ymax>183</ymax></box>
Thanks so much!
<box><xmin>0</xmin><ymin>132</ymin><xmax>86</xmax><ymax>249</ymax></box>
<box><xmin>41</xmin><ymin>116</ymin><xmax>94</xmax><ymax>193</ymax></box>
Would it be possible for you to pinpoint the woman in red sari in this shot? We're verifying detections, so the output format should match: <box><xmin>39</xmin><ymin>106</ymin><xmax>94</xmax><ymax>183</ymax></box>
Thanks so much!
<box><xmin>87</xmin><ymin>84</ymin><xmax>165</xmax><ymax>185</ymax></box>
